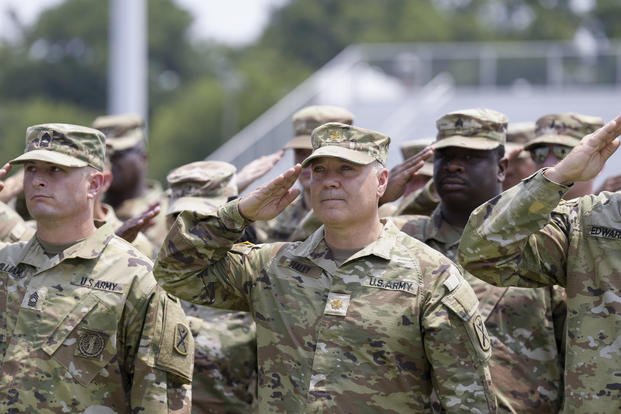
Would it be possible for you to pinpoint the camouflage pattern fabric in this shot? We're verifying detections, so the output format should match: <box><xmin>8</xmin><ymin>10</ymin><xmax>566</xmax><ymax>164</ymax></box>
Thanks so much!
<box><xmin>393</xmin><ymin>179</ymin><xmax>440</xmax><ymax>216</ymax></box>
<box><xmin>100</xmin><ymin>202</ymin><xmax>158</xmax><ymax>259</ymax></box>
<box><xmin>115</xmin><ymin>179</ymin><xmax>170</xmax><ymax>248</ymax></box>
<box><xmin>183</xmin><ymin>304</ymin><xmax>257</xmax><ymax>413</ymax></box>
<box><xmin>0</xmin><ymin>222</ymin><xmax>193</xmax><ymax>413</ymax></box>
<box><xmin>302</xmin><ymin>122</ymin><xmax>390</xmax><ymax>167</ymax></box>
<box><xmin>154</xmin><ymin>199</ymin><xmax>497</xmax><ymax>413</ymax></box>
<box><xmin>0</xmin><ymin>201</ymin><xmax>34</xmax><ymax>243</ymax></box>
<box><xmin>288</xmin><ymin>208</ymin><xmax>322</xmax><ymax>242</ymax></box>
<box><xmin>394</xmin><ymin>207</ymin><xmax>566</xmax><ymax>413</ymax></box>
<box><xmin>434</xmin><ymin>108</ymin><xmax>507</xmax><ymax>150</ymax></box>
<box><xmin>11</xmin><ymin>123</ymin><xmax>106</xmax><ymax>171</ymax></box>
<box><xmin>526</xmin><ymin>113</ymin><xmax>604</xmax><ymax>150</ymax></box>
<box><xmin>255</xmin><ymin>195</ymin><xmax>310</xmax><ymax>242</ymax></box>
<box><xmin>458</xmin><ymin>169</ymin><xmax>621</xmax><ymax>413</ymax></box>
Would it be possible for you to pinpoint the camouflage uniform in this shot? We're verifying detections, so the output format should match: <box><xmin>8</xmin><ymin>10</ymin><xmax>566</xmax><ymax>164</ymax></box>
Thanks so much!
<box><xmin>93</xmin><ymin>114</ymin><xmax>170</xmax><ymax>248</ymax></box>
<box><xmin>379</xmin><ymin>139</ymin><xmax>439</xmax><ymax>218</ymax></box>
<box><xmin>393</xmin><ymin>208</ymin><xmax>566</xmax><ymax>412</ymax></box>
<box><xmin>184</xmin><ymin>305</ymin><xmax>257</xmax><ymax>414</ymax></box>
<box><xmin>458</xmin><ymin>169</ymin><xmax>621</xmax><ymax>413</ymax></box>
<box><xmin>155</xmin><ymin>122</ymin><xmax>497</xmax><ymax>413</ymax></box>
<box><xmin>100</xmin><ymin>202</ymin><xmax>158</xmax><ymax>259</ymax></box>
<box><xmin>0</xmin><ymin>201</ymin><xmax>34</xmax><ymax>243</ymax></box>
<box><xmin>166</xmin><ymin>160</ymin><xmax>258</xmax><ymax>413</ymax></box>
<box><xmin>394</xmin><ymin>109</ymin><xmax>567</xmax><ymax>412</ymax></box>
<box><xmin>1</xmin><ymin>123</ymin><xmax>194</xmax><ymax>413</ymax></box>
<box><xmin>256</xmin><ymin>105</ymin><xmax>354</xmax><ymax>242</ymax></box>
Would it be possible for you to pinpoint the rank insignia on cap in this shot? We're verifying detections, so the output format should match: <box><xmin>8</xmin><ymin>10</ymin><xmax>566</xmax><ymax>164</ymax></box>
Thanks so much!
<box><xmin>76</xmin><ymin>330</ymin><xmax>107</xmax><ymax>359</ymax></box>
<box><xmin>327</xmin><ymin>130</ymin><xmax>343</xmax><ymax>142</ymax></box>
<box><xmin>174</xmin><ymin>323</ymin><xmax>190</xmax><ymax>355</ymax></box>
<box><xmin>473</xmin><ymin>315</ymin><xmax>491</xmax><ymax>352</ymax></box>
<box><xmin>324</xmin><ymin>292</ymin><xmax>351</xmax><ymax>317</ymax></box>
<box><xmin>454</xmin><ymin>117</ymin><xmax>464</xmax><ymax>128</ymax></box>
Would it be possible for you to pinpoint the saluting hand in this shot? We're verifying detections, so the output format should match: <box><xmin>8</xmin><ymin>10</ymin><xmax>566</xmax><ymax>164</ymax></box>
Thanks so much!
<box><xmin>380</xmin><ymin>146</ymin><xmax>433</xmax><ymax>205</ymax></box>
<box><xmin>0</xmin><ymin>162</ymin><xmax>12</xmax><ymax>193</ymax></box>
<box><xmin>545</xmin><ymin>115</ymin><xmax>621</xmax><ymax>185</ymax></box>
<box><xmin>238</xmin><ymin>164</ymin><xmax>301</xmax><ymax>222</ymax></box>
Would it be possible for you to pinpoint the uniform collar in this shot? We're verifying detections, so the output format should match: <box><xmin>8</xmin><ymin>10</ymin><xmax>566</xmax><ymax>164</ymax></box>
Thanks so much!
<box><xmin>424</xmin><ymin>206</ymin><xmax>463</xmax><ymax>248</ymax></box>
<box><xmin>291</xmin><ymin>219</ymin><xmax>397</xmax><ymax>264</ymax></box>
<box><xmin>20</xmin><ymin>222</ymin><xmax>116</xmax><ymax>271</ymax></box>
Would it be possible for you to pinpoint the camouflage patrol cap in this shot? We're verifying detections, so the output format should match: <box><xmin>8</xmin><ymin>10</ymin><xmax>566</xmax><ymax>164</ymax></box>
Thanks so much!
<box><xmin>10</xmin><ymin>123</ymin><xmax>106</xmax><ymax>171</ymax></box>
<box><xmin>506</xmin><ymin>122</ymin><xmax>536</xmax><ymax>159</ymax></box>
<box><xmin>524</xmin><ymin>113</ymin><xmax>604</xmax><ymax>150</ymax></box>
<box><xmin>166</xmin><ymin>161</ymin><xmax>238</xmax><ymax>216</ymax></box>
<box><xmin>92</xmin><ymin>113</ymin><xmax>145</xmax><ymax>153</ymax></box>
<box><xmin>285</xmin><ymin>105</ymin><xmax>354</xmax><ymax>150</ymax></box>
<box><xmin>400</xmin><ymin>138</ymin><xmax>434</xmax><ymax>177</ymax></box>
<box><xmin>434</xmin><ymin>108</ymin><xmax>507</xmax><ymax>150</ymax></box>
<box><xmin>301</xmin><ymin>122</ymin><xmax>390</xmax><ymax>167</ymax></box>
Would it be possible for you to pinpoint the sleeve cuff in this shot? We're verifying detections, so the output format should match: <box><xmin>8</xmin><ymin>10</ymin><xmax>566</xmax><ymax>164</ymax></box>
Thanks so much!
<box><xmin>219</xmin><ymin>199</ymin><xmax>250</xmax><ymax>232</ymax></box>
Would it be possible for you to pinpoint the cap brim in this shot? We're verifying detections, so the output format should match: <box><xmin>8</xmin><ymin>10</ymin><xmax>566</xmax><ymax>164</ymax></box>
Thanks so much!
<box><xmin>524</xmin><ymin>135</ymin><xmax>580</xmax><ymax>150</ymax></box>
<box><xmin>167</xmin><ymin>196</ymin><xmax>223</xmax><ymax>216</ymax></box>
<box><xmin>284</xmin><ymin>135</ymin><xmax>312</xmax><ymax>150</ymax></box>
<box><xmin>10</xmin><ymin>150</ymin><xmax>88</xmax><ymax>168</ymax></box>
<box><xmin>433</xmin><ymin>136</ymin><xmax>501</xmax><ymax>150</ymax></box>
<box><xmin>301</xmin><ymin>146</ymin><xmax>377</xmax><ymax>167</ymax></box>
<box><xmin>107</xmin><ymin>135</ymin><xmax>143</xmax><ymax>152</ymax></box>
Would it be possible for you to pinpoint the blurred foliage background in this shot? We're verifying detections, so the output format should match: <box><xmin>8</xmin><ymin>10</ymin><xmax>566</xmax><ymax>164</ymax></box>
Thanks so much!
<box><xmin>0</xmin><ymin>0</ymin><xmax>619</xmax><ymax>181</ymax></box>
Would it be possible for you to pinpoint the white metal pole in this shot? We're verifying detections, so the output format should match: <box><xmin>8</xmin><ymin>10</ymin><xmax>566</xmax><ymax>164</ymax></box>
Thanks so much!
<box><xmin>108</xmin><ymin>0</ymin><xmax>147</xmax><ymax>121</ymax></box>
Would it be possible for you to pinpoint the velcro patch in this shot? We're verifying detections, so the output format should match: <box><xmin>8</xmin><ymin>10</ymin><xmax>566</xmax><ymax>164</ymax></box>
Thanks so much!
<box><xmin>21</xmin><ymin>286</ymin><xmax>48</xmax><ymax>311</ymax></box>
<box><xmin>589</xmin><ymin>225</ymin><xmax>621</xmax><ymax>240</ymax></box>
<box><xmin>71</xmin><ymin>277</ymin><xmax>124</xmax><ymax>294</ymax></box>
<box><xmin>472</xmin><ymin>315</ymin><xmax>491</xmax><ymax>352</ymax></box>
<box><xmin>75</xmin><ymin>329</ymin><xmax>108</xmax><ymax>359</ymax></box>
<box><xmin>324</xmin><ymin>292</ymin><xmax>351</xmax><ymax>316</ymax></box>
<box><xmin>364</xmin><ymin>276</ymin><xmax>417</xmax><ymax>295</ymax></box>
<box><xmin>174</xmin><ymin>323</ymin><xmax>190</xmax><ymax>356</ymax></box>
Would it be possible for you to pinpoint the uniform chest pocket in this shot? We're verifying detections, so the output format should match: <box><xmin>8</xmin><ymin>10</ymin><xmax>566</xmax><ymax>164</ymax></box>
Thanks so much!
<box><xmin>41</xmin><ymin>294</ymin><xmax>118</xmax><ymax>386</ymax></box>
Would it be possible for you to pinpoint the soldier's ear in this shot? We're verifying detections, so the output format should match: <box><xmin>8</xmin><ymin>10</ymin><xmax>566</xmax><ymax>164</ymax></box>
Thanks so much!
<box><xmin>87</xmin><ymin>170</ymin><xmax>106</xmax><ymax>199</ymax></box>
<box><xmin>497</xmin><ymin>156</ymin><xmax>508</xmax><ymax>183</ymax></box>
<box><xmin>377</xmin><ymin>167</ymin><xmax>389</xmax><ymax>197</ymax></box>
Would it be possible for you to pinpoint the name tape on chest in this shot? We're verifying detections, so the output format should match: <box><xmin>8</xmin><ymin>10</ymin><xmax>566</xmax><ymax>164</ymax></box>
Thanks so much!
<box><xmin>0</xmin><ymin>262</ymin><xmax>26</xmax><ymax>279</ymax></box>
<box><xmin>365</xmin><ymin>276</ymin><xmax>417</xmax><ymax>295</ymax></box>
<box><xmin>589</xmin><ymin>225</ymin><xmax>621</xmax><ymax>240</ymax></box>
<box><xmin>71</xmin><ymin>277</ymin><xmax>125</xmax><ymax>294</ymax></box>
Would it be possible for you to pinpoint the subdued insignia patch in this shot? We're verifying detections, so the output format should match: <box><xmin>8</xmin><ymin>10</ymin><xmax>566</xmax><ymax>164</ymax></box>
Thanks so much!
<box><xmin>327</xmin><ymin>130</ymin><xmax>343</xmax><ymax>142</ymax></box>
<box><xmin>473</xmin><ymin>315</ymin><xmax>491</xmax><ymax>352</ymax></box>
<box><xmin>289</xmin><ymin>261</ymin><xmax>311</xmax><ymax>274</ymax></box>
<box><xmin>324</xmin><ymin>292</ymin><xmax>351</xmax><ymax>316</ymax></box>
<box><xmin>76</xmin><ymin>330</ymin><xmax>107</xmax><ymax>358</ymax></box>
<box><xmin>174</xmin><ymin>323</ymin><xmax>190</xmax><ymax>355</ymax></box>
<box><xmin>589</xmin><ymin>225</ymin><xmax>621</xmax><ymax>240</ymax></box>
<box><xmin>71</xmin><ymin>277</ymin><xmax>124</xmax><ymax>294</ymax></box>
<box><xmin>365</xmin><ymin>276</ymin><xmax>417</xmax><ymax>295</ymax></box>
<box><xmin>21</xmin><ymin>286</ymin><xmax>47</xmax><ymax>311</ymax></box>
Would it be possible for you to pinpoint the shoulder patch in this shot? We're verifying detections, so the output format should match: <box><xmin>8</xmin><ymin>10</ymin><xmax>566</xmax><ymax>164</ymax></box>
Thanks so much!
<box><xmin>156</xmin><ymin>293</ymin><xmax>194</xmax><ymax>383</ymax></box>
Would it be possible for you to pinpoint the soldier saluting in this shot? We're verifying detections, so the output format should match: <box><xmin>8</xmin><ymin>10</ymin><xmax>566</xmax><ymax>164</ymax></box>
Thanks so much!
<box><xmin>155</xmin><ymin>122</ymin><xmax>498</xmax><ymax>412</ymax></box>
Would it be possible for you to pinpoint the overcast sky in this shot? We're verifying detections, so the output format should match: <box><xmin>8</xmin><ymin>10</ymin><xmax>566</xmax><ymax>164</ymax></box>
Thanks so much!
<box><xmin>0</xmin><ymin>0</ymin><xmax>286</xmax><ymax>45</ymax></box>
